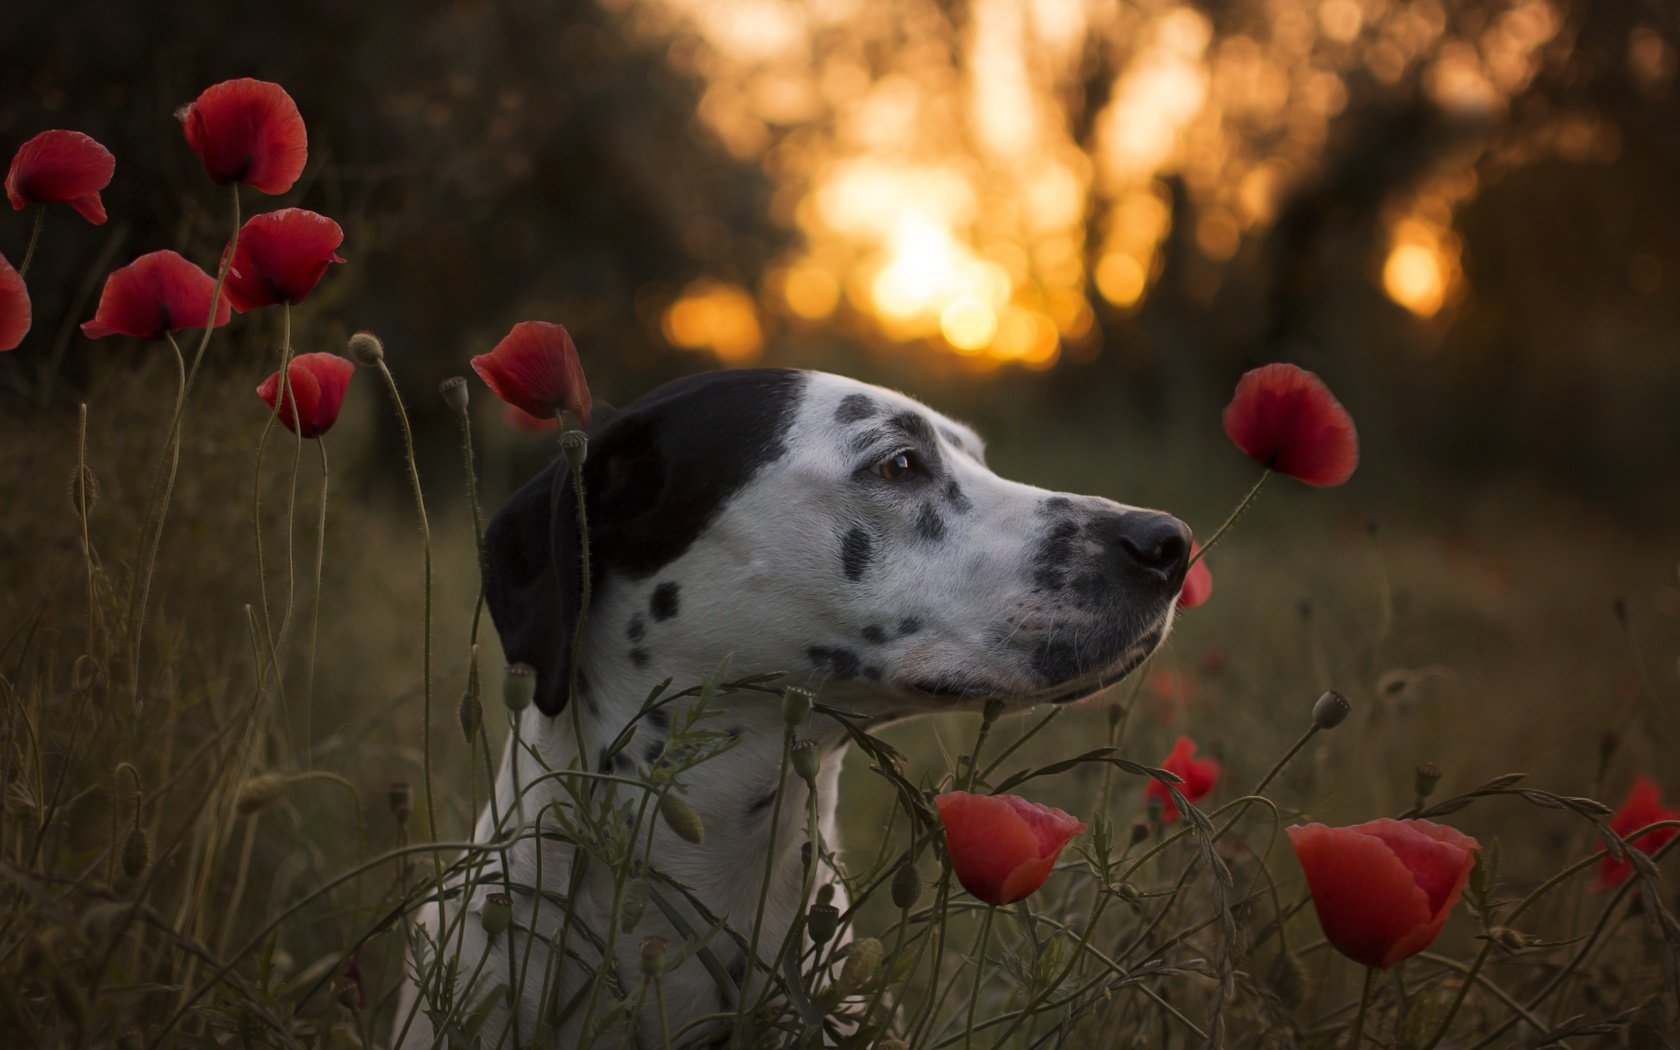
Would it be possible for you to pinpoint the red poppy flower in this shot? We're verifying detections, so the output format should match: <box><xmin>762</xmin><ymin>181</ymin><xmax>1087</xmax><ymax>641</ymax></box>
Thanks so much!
<box><xmin>81</xmin><ymin>251</ymin><xmax>232</xmax><ymax>340</ymax></box>
<box><xmin>1178</xmin><ymin>542</ymin><xmax>1212</xmax><ymax>609</ymax></box>
<box><xmin>1597</xmin><ymin>776</ymin><xmax>1680</xmax><ymax>888</ymax></box>
<box><xmin>0</xmin><ymin>252</ymin><xmax>28</xmax><ymax>352</ymax></box>
<box><xmin>1146</xmin><ymin>735</ymin><xmax>1219</xmax><ymax>823</ymax></box>
<box><xmin>504</xmin><ymin>403</ymin><xmax>559</xmax><ymax>433</ymax></box>
<box><xmin>256</xmin><ymin>352</ymin><xmax>355</xmax><ymax>438</ymax></box>
<box><xmin>224</xmin><ymin>208</ymin><xmax>344</xmax><ymax>311</ymax></box>
<box><xmin>6</xmin><ymin>130</ymin><xmax>115</xmax><ymax>225</ymax></box>
<box><xmin>1222</xmin><ymin>363</ymin><xmax>1358</xmax><ymax>487</ymax></box>
<box><xmin>935</xmin><ymin>791</ymin><xmax>1086</xmax><ymax>905</ymax></box>
<box><xmin>1288</xmin><ymin>818</ymin><xmax>1479</xmax><ymax>969</ymax></box>
<box><xmin>471</xmin><ymin>321</ymin><xmax>592</xmax><ymax>425</ymax></box>
<box><xmin>178</xmin><ymin>79</ymin><xmax>307</xmax><ymax>195</ymax></box>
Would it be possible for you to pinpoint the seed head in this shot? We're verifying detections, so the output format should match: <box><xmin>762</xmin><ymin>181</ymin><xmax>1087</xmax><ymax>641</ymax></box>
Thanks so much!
<box><xmin>1311</xmin><ymin>689</ymin><xmax>1351</xmax><ymax>730</ymax></box>
<box><xmin>503</xmin><ymin>663</ymin><xmax>536</xmax><ymax>713</ymax></box>
<box><xmin>792</xmin><ymin>739</ymin><xmax>821</xmax><ymax>782</ymax></box>
<box><xmin>659</xmin><ymin>793</ymin><xmax>706</xmax><ymax>845</ymax></box>
<box><xmin>480</xmin><ymin>892</ymin><xmax>512</xmax><ymax>936</ymax></box>
<box><xmin>68</xmin><ymin>464</ymin><xmax>100</xmax><ymax>515</ymax></box>
<box><xmin>346</xmin><ymin>331</ymin><xmax>384</xmax><ymax>366</ymax></box>
<box><xmin>806</xmin><ymin>902</ymin><xmax>839</xmax><ymax>945</ymax></box>
<box><xmin>1414</xmin><ymin>762</ymin><xmax>1442</xmax><ymax>800</ymax></box>
<box><xmin>782</xmin><ymin>686</ymin><xmax>814</xmax><ymax>727</ymax></box>
<box><xmin>560</xmin><ymin>428</ymin><xmax>588</xmax><ymax>472</ymax></box>
<box><xmin>982</xmin><ymin>698</ymin><xmax>1005</xmax><ymax>724</ymax></box>
<box><xmin>891</xmin><ymin>860</ymin><xmax>922</xmax><ymax>910</ymax></box>
<box><xmin>438</xmin><ymin>376</ymin><xmax>470</xmax><ymax>414</ymax></box>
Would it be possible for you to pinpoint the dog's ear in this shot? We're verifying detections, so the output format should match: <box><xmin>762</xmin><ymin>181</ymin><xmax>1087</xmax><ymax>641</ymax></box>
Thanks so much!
<box><xmin>482</xmin><ymin>454</ymin><xmax>585</xmax><ymax>717</ymax></box>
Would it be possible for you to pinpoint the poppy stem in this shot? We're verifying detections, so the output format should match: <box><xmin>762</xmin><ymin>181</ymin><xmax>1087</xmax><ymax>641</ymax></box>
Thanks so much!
<box><xmin>963</xmin><ymin>905</ymin><xmax>997</xmax><ymax>1050</ymax></box>
<box><xmin>372</xmin><ymin>357</ymin><xmax>441</xmax><ymax>888</ymax></box>
<box><xmin>126</xmin><ymin>184</ymin><xmax>239</xmax><ymax>707</ymax></box>
<box><xmin>251</xmin><ymin>304</ymin><xmax>299</xmax><ymax>710</ymax></box>
<box><xmin>733</xmin><ymin>726</ymin><xmax>794</xmax><ymax>1044</ymax></box>
<box><xmin>18</xmin><ymin>204</ymin><xmax>44</xmax><ymax>279</ymax></box>
<box><xmin>1189</xmin><ymin>469</ymin><xmax>1272</xmax><ymax>567</ymax></box>
<box><xmin>1348</xmin><ymin>965</ymin><xmax>1376</xmax><ymax>1047</ymax></box>
<box><xmin>302</xmin><ymin>437</ymin><xmax>329</xmax><ymax>743</ymax></box>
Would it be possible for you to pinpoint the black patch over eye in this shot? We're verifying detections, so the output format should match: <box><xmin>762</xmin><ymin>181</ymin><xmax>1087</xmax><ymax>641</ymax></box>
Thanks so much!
<box><xmin>874</xmin><ymin>449</ymin><xmax>918</xmax><ymax>482</ymax></box>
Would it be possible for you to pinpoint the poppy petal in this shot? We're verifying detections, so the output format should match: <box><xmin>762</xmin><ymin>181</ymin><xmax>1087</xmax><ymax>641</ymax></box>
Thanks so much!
<box><xmin>1178</xmin><ymin>542</ymin><xmax>1212</xmax><ymax>609</ymax></box>
<box><xmin>1222</xmin><ymin>363</ymin><xmax>1359</xmax><ymax>486</ymax></box>
<box><xmin>224</xmin><ymin>208</ymin><xmax>345</xmax><ymax>311</ymax></box>
<box><xmin>0</xmin><ymin>251</ymin><xmax>30</xmax><ymax>351</ymax></box>
<box><xmin>81</xmin><ymin>250</ymin><xmax>232</xmax><ymax>340</ymax></box>
<box><xmin>179</xmin><ymin>79</ymin><xmax>308</xmax><ymax>195</ymax></box>
<box><xmin>257</xmin><ymin>352</ymin><xmax>354</xmax><ymax>437</ymax></box>
<box><xmin>1288</xmin><ymin>823</ymin><xmax>1434</xmax><ymax>969</ymax></box>
<box><xmin>6</xmin><ymin>130</ymin><xmax>115</xmax><ymax>225</ymax></box>
<box><xmin>470</xmin><ymin>320</ymin><xmax>592</xmax><ymax>425</ymax></box>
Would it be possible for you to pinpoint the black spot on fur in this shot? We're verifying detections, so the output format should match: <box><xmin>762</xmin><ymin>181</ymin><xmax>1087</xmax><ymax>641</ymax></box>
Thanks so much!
<box><xmin>916</xmin><ymin>504</ymin><xmax>947</xmax><ymax>542</ymax></box>
<box><xmin>835</xmin><ymin>394</ymin><xmax>878</xmax><ymax>423</ymax></box>
<box><xmin>745</xmin><ymin>791</ymin><xmax>776</xmax><ymax>819</ymax></box>
<box><xmin>627</xmin><ymin>615</ymin><xmax>646</xmax><ymax>642</ymax></box>
<box><xmin>898</xmin><ymin>616</ymin><xmax>922</xmax><ymax>636</ymax></box>
<box><xmin>1032</xmin><ymin>519</ymin><xmax>1081</xmax><ymax>592</ymax></box>
<box><xmin>727</xmin><ymin>725</ymin><xmax>743</xmax><ymax>741</ymax></box>
<box><xmin>643</xmin><ymin>738</ymin><xmax>664</xmax><ymax>765</ymax></box>
<box><xmin>860</xmin><ymin>624</ymin><xmax>887</xmax><ymax>644</ymax></box>
<box><xmin>808</xmin><ymin>645</ymin><xmax>862</xmax><ymax>680</ymax></box>
<box><xmin>840</xmin><ymin>527</ymin><xmax>872</xmax><ymax>581</ymax></box>
<box><xmin>650</xmin><ymin>582</ymin><xmax>680</xmax><ymax>621</ymax></box>
<box><xmin>1031</xmin><ymin>635</ymin><xmax>1085</xmax><ymax>683</ymax></box>
<box><xmin>944</xmin><ymin>479</ymin><xmax>972</xmax><ymax>513</ymax></box>
<box><xmin>630</xmin><ymin>648</ymin><xmax>649</xmax><ymax>668</ymax></box>
<box><xmin>864</xmin><ymin>666</ymin><xmax>883</xmax><ymax>682</ymax></box>
<box><xmin>1040</xmin><ymin>495</ymin><xmax>1072</xmax><ymax>515</ymax></box>
<box><xmin>582</xmin><ymin>690</ymin><xmax>600</xmax><ymax>716</ymax></box>
<box><xmin>647</xmin><ymin>706</ymin><xmax>670</xmax><ymax>729</ymax></box>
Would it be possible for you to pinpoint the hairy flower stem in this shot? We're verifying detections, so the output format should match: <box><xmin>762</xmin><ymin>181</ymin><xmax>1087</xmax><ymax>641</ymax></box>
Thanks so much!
<box><xmin>250</xmin><ymin>303</ymin><xmax>299</xmax><ymax>703</ymax></box>
<box><xmin>1189</xmin><ymin>469</ymin><xmax>1272</xmax><ymax>568</ymax></box>
<box><xmin>732</xmin><ymin>727</ymin><xmax>794</xmax><ymax>1043</ymax></box>
<box><xmin>76</xmin><ymin>403</ymin><xmax>96</xmax><ymax>652</ymax></box>
<box><xmin>126</xmin><ymin>185</ymin><xmax>239</xmax><ymax>706</ymax></box>
<box><xmin>303</xmin><ymin>439</ymin><xmax>329</xmax><ymax>732</ymax></box>
<box><xmin>963</xmin><ymin>906</ymin><xmax>996</xmax><ymax>1050</ymax></box>
<box><xmin>372</xmin><ymin>359</ymin><xmax>441</xmax><ymax>887</ymax></box>
<box><xmin>1217</xmin><ymin>723</ymin><xmax>1319</xmax><ymax>839</ymax></box>
<box><xmin>1348</xmin><ymin>966</ymin><xmax>1376</xmax><ymax>1048</ymax></box>
<box><xmin>18</xmin><ymin>204</ymin><xmax>44</xmax><ymax>278</ymax></box>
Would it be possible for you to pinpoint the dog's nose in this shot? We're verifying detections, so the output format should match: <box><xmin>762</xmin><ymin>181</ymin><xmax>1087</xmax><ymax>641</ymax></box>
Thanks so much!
<box><xmin>1104</xmin><ymin>512</ymin><xmax>1192</xmax><ymax>589</ymax></box>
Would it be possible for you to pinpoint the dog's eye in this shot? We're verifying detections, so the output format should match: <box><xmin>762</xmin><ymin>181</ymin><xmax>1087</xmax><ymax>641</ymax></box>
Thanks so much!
<box><xmin>875</xmin><ymin>450</ymin><xmax>917</xmax><ymax>482</ymax></box>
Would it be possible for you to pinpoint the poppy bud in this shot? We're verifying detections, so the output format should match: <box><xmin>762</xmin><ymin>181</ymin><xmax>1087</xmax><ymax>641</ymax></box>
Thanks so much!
<box><xmin>560</xmin><ymin>429</ymin><xmax>588</xmax><ymax>474</ymax></box>
<box><xmin>660</xmin><ymin>793</ymin><xmax>705</xmax><ymax>844</ymax></box>
<box><xmin>792</xmin><ymin>740</ymin><xmax>821</xmax><ymax>783</ymax></box>
<box><xmin>388</xmin><ymin>781</ymin><xmax>413</xmax><ymax>824</ymax></box>
<box><xmin>439</xmin><ymin>376</ymin><xmax>470</xmax><ymax>414</ymax></box>
<box><xmin>806</xmin><ymin>902</ymin><xmax>839</xmax><ymax>945</ymax></box>
<box><xmin>1598</xmin><ymin>731</ymin><xmax>1619</xmax><ymax>772</ymax></box>
<box><xmin>1414</xmin><ymin>762</ymin><xmax>1442</xmax><ymax>800</ymax></box>
<box><xmin>982</xmin><ymin>698</ymin><xmax>1005</xmax><ymax>724</ymax></box>
<box><xmin>120</xmin><ymin>826</ymin><xmax>150</xmax><ymax>878</ymax></box>
<box><xmin>347</xmin><ymin>331</ymin><xmax>384</xmax><ymax>366</ymax></box>
<box><xmin>1311</xmin><ymin>689</ymin><xmax>1350</xmax><ymax>730</ymax></box>
<box><xmin>782</xmin><ymin>686</ymin><xmax>814</xmax><ymax>726</ymax></box>
<box><xmin>236</xmin><ymin>773</ymin><xmax>289</xmax><ymax>814</ymax></box>
<box><xmin>816</xmin><ymin>882</ymin><xmax>835</xmax><ymax>907</ymax></box>
<box><xmin>1265</xmin><ymin>951</ymin><xmax>1309</xmax><ymax>1008</ymax></box>
<box><xmin>891</xmin><ymin>861</ymin><xmax>922</xmax><ymax>910</ymax></box>
<box><xmin>480</xmin><ymin>892</ymin><xmax>512</xmax><ymax>936</ymax></box>
<box><xmin>619</xmin><ymin>879</ymin><xmax>648</xmax><ymax>933</ymax></box>
<box><xmin>1612</xmin><ymin>596</ymin><xmax>1629</xmax><ymax>626</ymax></box>
<box><xmin>640</xmin><ymin>936</ymin><xmax>668</xmax><ymax>978</ymax></box>
<box><xmin>838</xmin><ymin>937</ymin><xmax>883</xmax><ymax>994</ymax></box>
<box><xmin>1128</xmin><ymin>820</ymin><xmax>1150</xmax><ymax>846</ymax></box>
<box><xmin>335</xmin><ymin>975</ymin><xmax>360</xmax><ymax>1010</ymax></box>
<box><xmin>1488</xmin><ymin>926</ymin><xmax>1530</xmax><ymax>953</ymax></box>
<box><xmin>457</xmin><ymin>691</ymin><xmax>482</xmax><ymax>741</ymax></box>
<box><xmin>67</xmin><ymin>464</ymin><xmax>99</xmax><ymax>515</ymax></box>
<box><xmin>503</xmin><ymin>663</ymin><xmax>536</xmax><ymax>712</ymax></box>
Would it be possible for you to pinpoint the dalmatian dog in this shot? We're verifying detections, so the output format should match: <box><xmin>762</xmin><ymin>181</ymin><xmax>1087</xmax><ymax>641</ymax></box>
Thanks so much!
<box><xmin>397</xmin><ymin>368</ymin><xmax>1190</xmax><ymax>1047</ymax></box>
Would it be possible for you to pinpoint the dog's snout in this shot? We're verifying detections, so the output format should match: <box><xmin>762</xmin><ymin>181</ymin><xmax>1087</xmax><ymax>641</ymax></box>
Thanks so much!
<box><xmin>1107</xmin><ymin>512</ymin><xmax>1192</xmax><ymax>587</ymax></box>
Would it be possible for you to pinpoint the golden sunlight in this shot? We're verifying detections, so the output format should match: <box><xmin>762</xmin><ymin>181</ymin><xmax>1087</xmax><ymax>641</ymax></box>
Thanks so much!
<box><xmin>615</xmin><ymin>0</ymin><xmax>1573</xmax><ymax>365</ymax></box>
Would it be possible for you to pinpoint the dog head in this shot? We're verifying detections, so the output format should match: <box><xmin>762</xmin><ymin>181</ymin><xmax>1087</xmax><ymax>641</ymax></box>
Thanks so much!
<box><xmin>484</xmin><ymin>369</ymin><xmax>1190</xmax><ymax>716</ymax></box>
